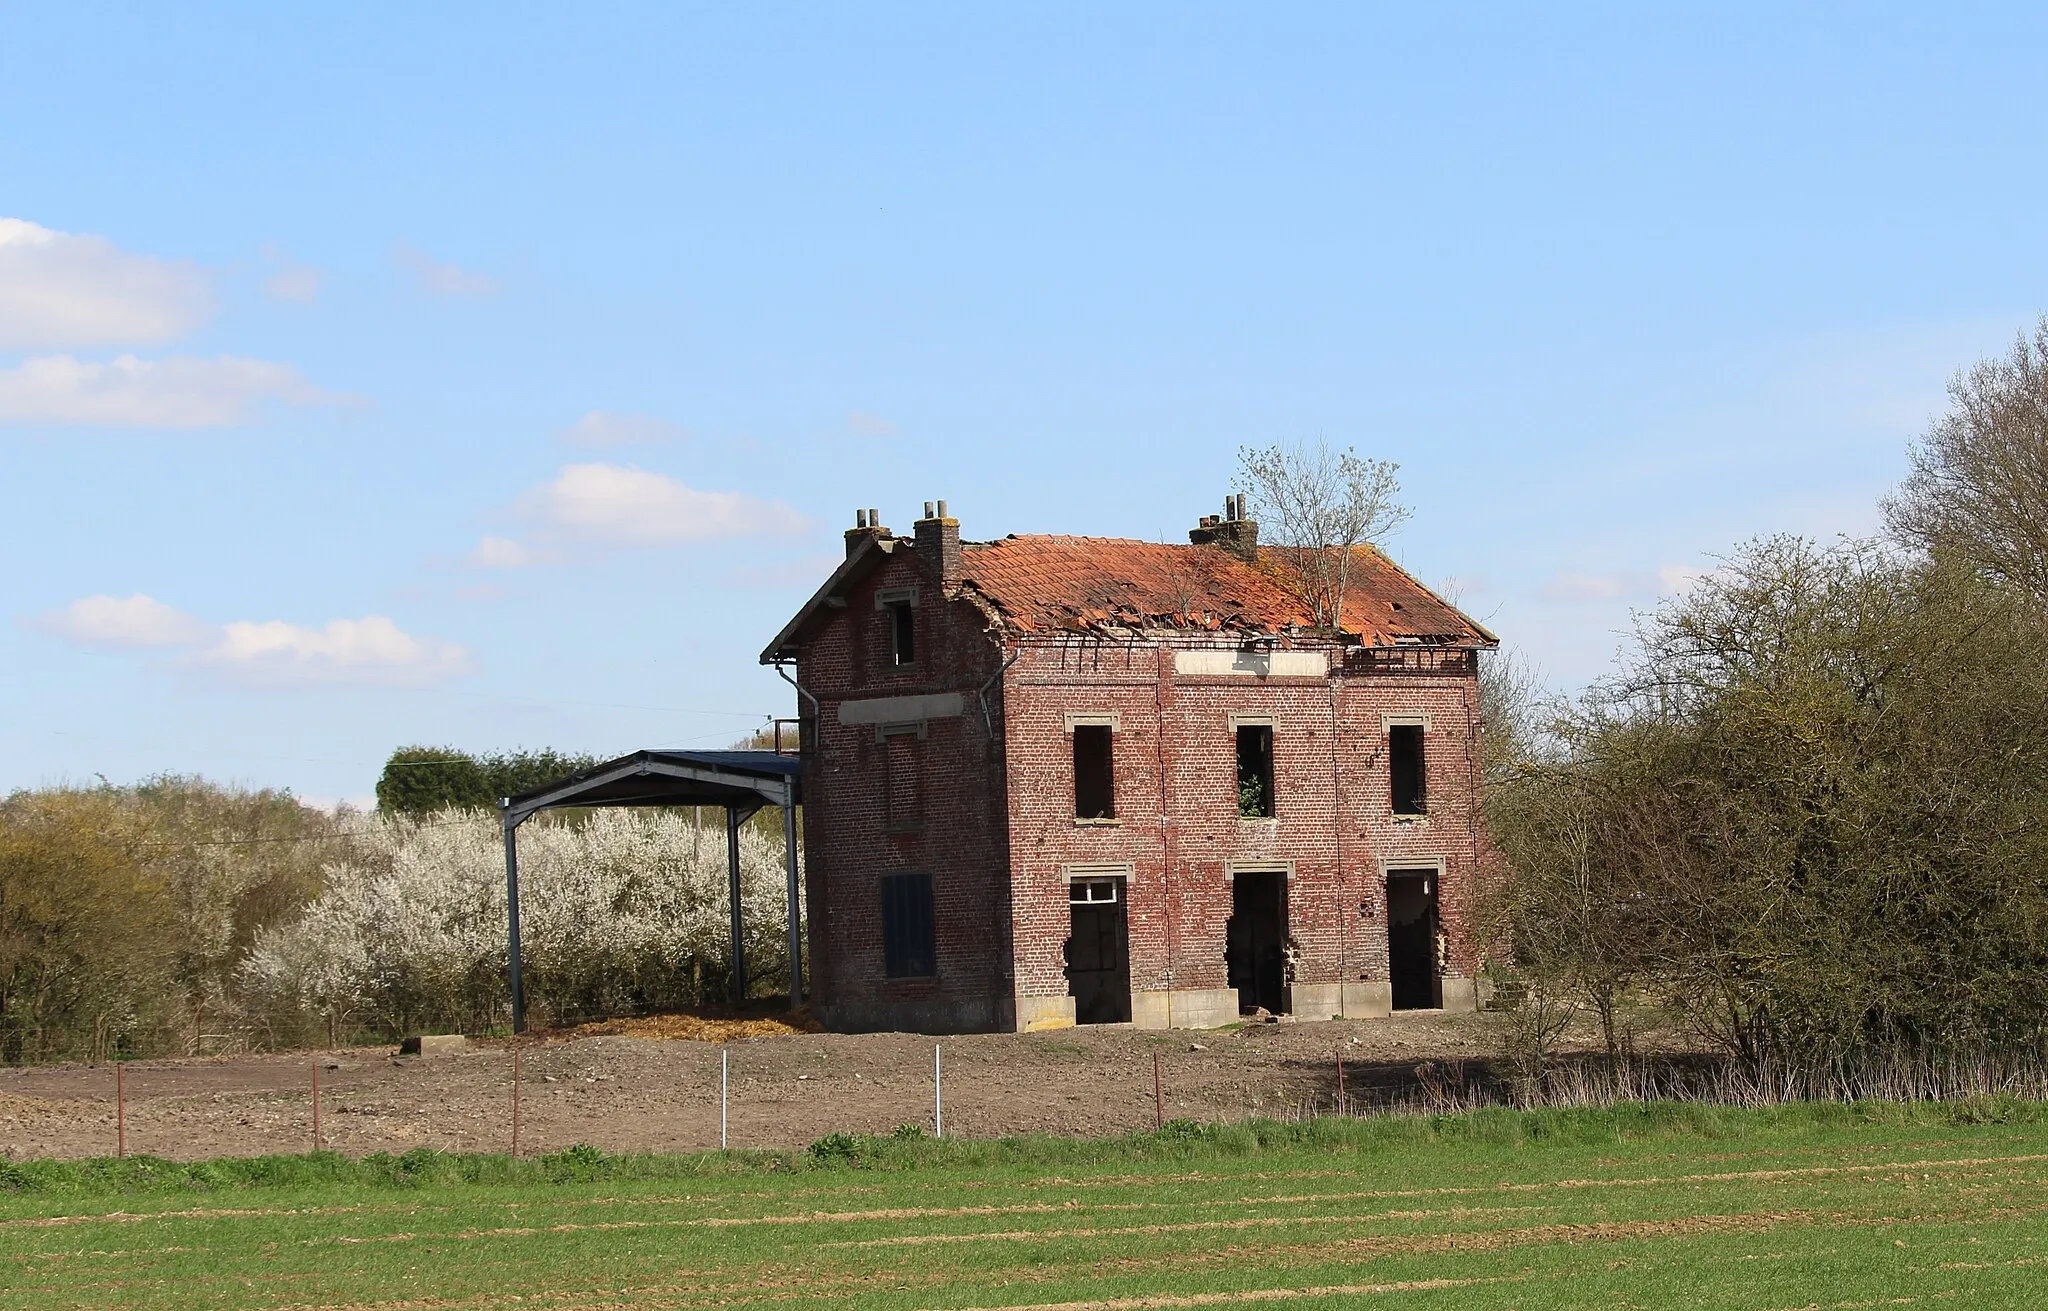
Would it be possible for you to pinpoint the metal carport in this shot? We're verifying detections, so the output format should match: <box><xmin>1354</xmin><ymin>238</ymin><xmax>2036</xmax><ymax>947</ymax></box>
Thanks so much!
<box><xmin>499</xmin><ymin>749</ymin><xmax>803</xmax><ymax>1034</ymax></box>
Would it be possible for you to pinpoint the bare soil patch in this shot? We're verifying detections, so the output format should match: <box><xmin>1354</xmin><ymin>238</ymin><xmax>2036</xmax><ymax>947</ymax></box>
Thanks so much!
<box><xmin>0</xmin><ymin>1011</ymin><xmax>1512</xmax><ymax>1161</ymax></box>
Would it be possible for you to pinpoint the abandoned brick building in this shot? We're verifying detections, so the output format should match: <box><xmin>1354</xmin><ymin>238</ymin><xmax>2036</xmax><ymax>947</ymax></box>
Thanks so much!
<box><xmin>761</xmin><ymin>498</ymin><xmax>1497</xmax><ymax>1032</ymax></box>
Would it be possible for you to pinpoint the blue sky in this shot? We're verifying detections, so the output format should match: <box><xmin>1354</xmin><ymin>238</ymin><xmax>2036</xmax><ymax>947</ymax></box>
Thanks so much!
<box><xmin>5</xmin><ymin>4</ymin><xmax>2045</xmax><ymax>805</ymax></box>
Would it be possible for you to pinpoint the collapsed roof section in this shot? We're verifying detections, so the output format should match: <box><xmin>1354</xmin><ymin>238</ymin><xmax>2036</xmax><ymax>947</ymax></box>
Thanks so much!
<box><xmin>955</xmin><ymin>535</ymin><xmax>1494</xmax><ymax>646</ymax></box>
<box><xmin>760</xmin><ymin>508</ymin><xmax>1496</xmax><ymax>662</ymax></box>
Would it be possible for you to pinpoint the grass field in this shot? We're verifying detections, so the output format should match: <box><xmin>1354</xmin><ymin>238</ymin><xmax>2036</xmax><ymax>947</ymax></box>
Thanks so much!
<box><xmin>4</xmin><ymin>1100</ymin><xmax>2048</xmax><ymax>1309</ymax></box>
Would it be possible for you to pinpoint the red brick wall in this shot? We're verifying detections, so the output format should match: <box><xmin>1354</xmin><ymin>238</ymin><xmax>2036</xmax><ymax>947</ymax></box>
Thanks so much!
<box><xmin>794</xmin><ymin>542</ymin><xmax>1012</xmax><ymax>1032</ymax></box>
<box><xmin>791</xmin><ymin>545</ymin><xmax>1488</xmax><ymax>1031</ymax></box>
<box><xmin>1000</xmin><ymin>640</ymin><xmax>1485</xmax><ymax>1012</ymax></box>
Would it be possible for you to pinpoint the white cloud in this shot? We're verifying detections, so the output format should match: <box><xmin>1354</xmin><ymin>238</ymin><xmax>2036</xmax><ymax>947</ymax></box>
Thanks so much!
<box><xmin>0</xmin><ymin>217</ymin><xmax>214</xmax><ymax>350</ymax></box>
<box><xmin>26</xmin><ymin>593</ymin><xmax>472</xmax><ymax>687</ymax></box>
<box><xmin>559</xmin><ymin>410</ymin><xmax>688</xmax><ymax>447</ymax></box>
<box><xmin>199</xmin><ymin>616</ymin><xmax>475</xmax><ymax>687</ymax></box>
<box><xmin>263</xmin><ymin>266</ymin><xmax>323</xmax><ymax>304</ymax></box>
<box><xmin>29</xmin><ymin>593</ymin><xmax>213</xmax><ymax>648</ymax></box>
<box><xmin>523</xmin><ymin>462</ymin><xmax>808</xmax><ymax>546</ymax></box>
<box><xmin>394</xmin><ymin>243</ymin><xmax>498</xmax><ymax>296</ymax></box>
<box><xmin>0</xmin><ymin>353</ymin><xmax>344</xmax><ymax>427</ymax></box>
<box><xmin>848</xmin><ymin>410</ymin><xmax>897</xmax><ymax>436</ymax></box>
<box><xmin>259</xmin><ymin>244</ymin><xmax>323</xmax><ymax>303</ymax></box>
<box><xmin>465</xmin><ymin>535</ymin><xmax>556</xmax><ymax>569</ymax></box>
<box><xmin>1539</xmin><ymin>572</ymin><xmax>1632</xmax><ymax>602</ymax></box>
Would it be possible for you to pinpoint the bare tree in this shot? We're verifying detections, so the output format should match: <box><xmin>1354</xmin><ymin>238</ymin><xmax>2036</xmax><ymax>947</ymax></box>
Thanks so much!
<box><xmin>1885</xmin><ymin>318</ymin><xmax>2048</xmax><ymax>602</ymax></box>
<box><xmin>1237</xmin><ymin>439</ymin><xmax>1409</xmax><ymax>633</ymax></box>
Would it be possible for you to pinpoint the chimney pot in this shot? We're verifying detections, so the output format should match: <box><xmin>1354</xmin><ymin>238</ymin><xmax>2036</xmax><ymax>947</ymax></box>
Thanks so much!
<box><xmin>1191</xmin><ymin>498</ymin><xmax>1259</xmax><ymax>562</ymax></box>
<box><xmin>914</xmin><ymin>501</ymin><xmax>963</xmax><ymax>586</ymax></box>
<box><xmin>846</xmin><ymin>507</ymin><xmax>889</xmax><ymax>557</ymax></box>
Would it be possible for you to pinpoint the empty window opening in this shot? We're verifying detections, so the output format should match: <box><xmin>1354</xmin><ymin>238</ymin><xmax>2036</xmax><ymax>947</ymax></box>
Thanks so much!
<box><xmin>887</xmin><ymin>601</ymin><xmax>916</xmax><ymax>666</ymax></box>
<box><xmin>1389</xmin><ymin>723</ymin><xmax>1426</xmax><ymax>815</ymax></box>
<box><xmin>1066</xmin><ymin>880</ymin><xmax>1130</xmax><ymax>1023</ymax></box>
<box><xmin>881</xmin><ymin>872</ymin><xmax>936</xmax><ymax>978</ymax></box>
<box><xmin>884</xmin><ymin>731</ymin><xmax>921</xmax><ymax>828</ymax></box>
<box><xmin>1226</xmin><ymin>871</ymin><xmax>1289</xmax><ymax>1015</ymax></box>
<box><xmin>1385</xmin><ymin>869</ymin><xmax>1442</xmax><ymax>1010</ymax></box>
<box><xmin>1236</xmin><ymin>724</ymin><xmax>1275</xmax><ymax>818</ymax></box>
<box><xmin>1073</xmin><ymin>724</ymin><xmax>1115</xmax><ymax>819</ymax></box>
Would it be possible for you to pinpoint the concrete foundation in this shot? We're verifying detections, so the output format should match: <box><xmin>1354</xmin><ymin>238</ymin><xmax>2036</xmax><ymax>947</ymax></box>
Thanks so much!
<box><xmin>1284</xmin><ymin>983</ymin><xmax>1344</xmax><ymax>1020</ymax></box>
<box><xmin>1013</xmin><ymin>993</ymin><xmax>1077</xmax><ymax>1032</ymax></box>
<box><xmin>1131</xmin><ymin>988</ymin><xmax>1241</xmax><ymax>1030</ymax></box>
<box><xmin>1440</xmin><ymin>976</ymin><xmax>1482</xmax><ymax>1014</ymax></box>
<box><xmin>1340</xmin><ymin>981</ymin><xmax>1393</xmax><ymax>1018</ymax></box>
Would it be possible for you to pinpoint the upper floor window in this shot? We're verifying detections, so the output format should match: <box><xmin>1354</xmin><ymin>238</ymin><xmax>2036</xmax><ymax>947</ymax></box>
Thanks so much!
<box><xmin>1390</xmin><ymin>722</ymin><xmax>1427</xmax><ymax>815</ymax></box>
<box><xmin>1236</xmin><ymin>723</ymin><xmax>1275</xmax><ymax>818</ymax></box>
<box><xmin>877</xmin><ymin>587</ymin><xmax>917</xmax><ymax>667</ymax></box>
<box><xmin>1073</xmin><ymin>724</ymin><xmax>1115</xmax><ymax>819</ymax></box>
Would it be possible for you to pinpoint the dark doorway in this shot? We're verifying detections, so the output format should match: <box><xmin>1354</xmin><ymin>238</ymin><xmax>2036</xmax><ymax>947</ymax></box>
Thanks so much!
<box><xmin>1226</xmin><ymin>871</ymin><xmax>1289</xmax><ymax>1015</ymax></box>
<box><xmin>1386</xmin><ymin>869</ymin><xmax>1442</xmax><ymax>1010</ymax></box>
<box><xmin>1066</xmin><ymin>880</ymin><xmax>1131</xmax><ymax>1024</ymax></box>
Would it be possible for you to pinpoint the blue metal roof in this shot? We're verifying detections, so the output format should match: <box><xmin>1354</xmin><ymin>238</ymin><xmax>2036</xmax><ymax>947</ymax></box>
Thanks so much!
<box><xmin>502</xmin><ymin>748</ymin><xmax>801</xmax><ymax>823</ymax></box>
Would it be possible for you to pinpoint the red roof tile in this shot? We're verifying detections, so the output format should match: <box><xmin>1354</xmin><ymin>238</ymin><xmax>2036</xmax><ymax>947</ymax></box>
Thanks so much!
<box><xmin>957</xmin><ymin>536</ymin><xmax>1493</xmax><ymax>645</ymax></box>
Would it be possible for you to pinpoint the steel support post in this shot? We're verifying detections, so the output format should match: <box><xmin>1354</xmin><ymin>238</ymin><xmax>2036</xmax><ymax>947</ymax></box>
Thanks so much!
<box><xmin>727</xmin><ymin>807</ymin><xmax>748</xmax><ymax>1001</ymax></box>
<box><xmin>503</xmin><ymin>808</ymin><xmax>527</xmax><ymax>1035</ymax></box>
<box><xmin>782</xmin><ymin>785</ymin><xmax>803</xmax><ymax>1006</ymax></box>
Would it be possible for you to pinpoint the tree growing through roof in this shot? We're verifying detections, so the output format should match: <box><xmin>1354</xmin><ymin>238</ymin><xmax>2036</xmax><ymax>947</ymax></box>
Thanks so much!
<box><xmin>1237</xmin><ymin>439</ymin><xmax>1410</xmax><ymax>634</ymax></box>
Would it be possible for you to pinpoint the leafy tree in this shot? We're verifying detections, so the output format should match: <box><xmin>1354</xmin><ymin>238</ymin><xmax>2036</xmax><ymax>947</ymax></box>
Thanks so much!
<box><xmin>376</xmin><ymin>746</ymin><xmax>494</xmax><ymax>815</ymax></box>
<box><xmin>1486</xmin><ymin>535</ymin><xmax>2048</xmax><ymax>1088</ymax></box>
<box><xmin>0</xmin><ymin>790</ymin><xmax>176</xmax><ymax>1062</ymax></box>
<box><xmin>375</xmin><ymin>747</ymin><xmax>601</xmax><ymax>816</ymax></box>
<box><xmin>1886</xmin><ymin>318</ymin><xmax>2048</xmax><ymax>602</ymax></box>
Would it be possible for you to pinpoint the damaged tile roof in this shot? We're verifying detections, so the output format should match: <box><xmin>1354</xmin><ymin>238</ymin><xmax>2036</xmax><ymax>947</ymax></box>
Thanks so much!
<box><xmin>957</xmin><ymin>535</ymin><xmax>1494</xmax><ymax>646</ymax></box>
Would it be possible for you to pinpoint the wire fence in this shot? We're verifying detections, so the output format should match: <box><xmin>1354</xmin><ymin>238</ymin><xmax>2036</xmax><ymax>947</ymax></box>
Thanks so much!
<box><xmin>51</xmin><ymin>1041</ymin><xmax>2048</xmax><ymax>1164</ymax></box>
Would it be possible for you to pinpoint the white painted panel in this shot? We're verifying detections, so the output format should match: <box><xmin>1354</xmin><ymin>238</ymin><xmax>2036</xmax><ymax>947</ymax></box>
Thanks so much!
<box><xmin>1173</xmin><ymin>649</ymin><xmax>1328</xmax><ymax>677</ymax></box>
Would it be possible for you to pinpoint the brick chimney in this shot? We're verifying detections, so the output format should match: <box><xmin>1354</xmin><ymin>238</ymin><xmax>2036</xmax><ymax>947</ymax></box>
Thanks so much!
<box><xmin>1189</xmin><ymin>493</ymin><xmax>1259</xmax><ymax>564</ymax></box>
<box><xmin>845</xmin><ymin>506</ymin><xmax>890</xmax><ymax>558</ymax></box>
<box><xmin>914</xmin><ymin>499</ymin><xmax>962</xmax><ymax>586</ymax></box>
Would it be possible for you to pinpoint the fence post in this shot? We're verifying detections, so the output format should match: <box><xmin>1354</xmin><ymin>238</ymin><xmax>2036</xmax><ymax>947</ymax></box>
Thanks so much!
<box><xmin>934</xmin><ymin>1045</ymin><xmax>944</xmax><ymax>1139</ymax></box>
<box><xmin>511</xmin><ymin>1038</ymin><xmax>523</xmax><ymax>1158</ymax></box>
<box><xmin>116</xmin><ymin>1061</ymin><xmax>126</xmax><ymax>1160</ymax></box>
<box><xmin>1153</xmin><ymin>1051</ymin><xmax>1164</xmax><ymax>1130</ymax></box>
<box><xmin>720</xmin><ymin>1047</ymin><xmax>729</xmax><ymax>1150</ymax></box>
<box><xmin>311</xmin><ymin>1061</ymin><xmax>322</xmax><ymax>1152</ymax></box>
<box><xmin>1337</xmin><ymin>1054</ymin><xmax>1346</xmax><ymax>1116</ymax></box>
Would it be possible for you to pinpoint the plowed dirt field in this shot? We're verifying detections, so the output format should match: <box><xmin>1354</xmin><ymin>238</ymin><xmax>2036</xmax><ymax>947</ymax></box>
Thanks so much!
<box><xmin>0</xmin><ymin>1013</ymin><xmax>1506</xmax><ymax>1160</ymax></box>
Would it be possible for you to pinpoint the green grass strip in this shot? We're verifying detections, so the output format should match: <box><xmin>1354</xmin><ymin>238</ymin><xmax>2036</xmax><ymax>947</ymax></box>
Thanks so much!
<box><xmin>6</xmin><ymin>1094</ymin><xmax>2047</xmax><ymax>1199</ymax></box>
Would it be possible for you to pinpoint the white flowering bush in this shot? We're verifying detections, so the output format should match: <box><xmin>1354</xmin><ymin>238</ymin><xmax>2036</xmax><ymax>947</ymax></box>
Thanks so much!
<box><xmin>240</xmin><ymin>809</ymin><xmax>800</xmax><ymax>1039</ymax></box>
